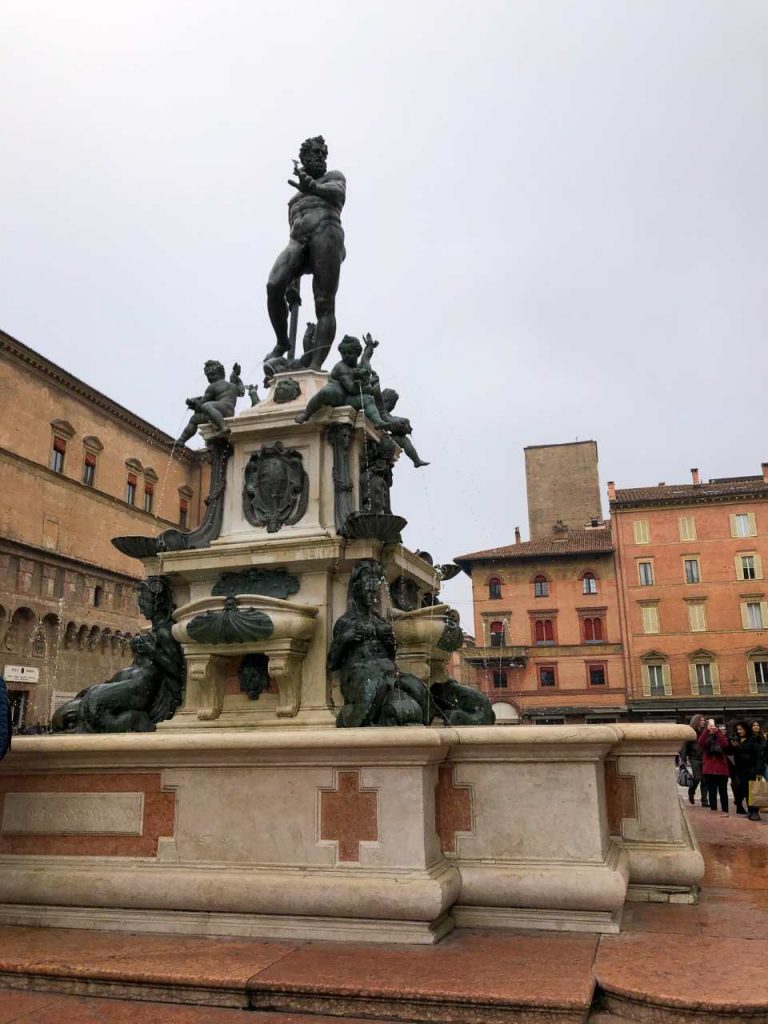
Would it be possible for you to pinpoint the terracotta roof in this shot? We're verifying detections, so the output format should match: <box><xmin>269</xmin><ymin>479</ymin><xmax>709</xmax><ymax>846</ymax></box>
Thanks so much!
<box><xmin>454</xmin><ymin>528</ymin><xmax>613</xmax><ymax>567</ymax></box>
<box><xmin>612</xmin><ymin>478</ymin><xmax>768</xmax><ymax>509</ymax></box>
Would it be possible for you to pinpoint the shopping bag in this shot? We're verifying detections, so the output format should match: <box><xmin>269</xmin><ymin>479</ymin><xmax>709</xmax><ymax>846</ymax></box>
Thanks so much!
<box><xmin>676</xmin><ymin>763</ymin><xmax>693</xmax><ymax>788</ymax></box>
<box><xmin>748</xmin><ymin>777</ymin><xmax>768</xmax><ymax>808</ymax></box>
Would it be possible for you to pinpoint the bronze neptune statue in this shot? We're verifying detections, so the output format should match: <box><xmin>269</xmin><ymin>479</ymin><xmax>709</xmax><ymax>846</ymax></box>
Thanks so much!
<box><xmin>265</xmin><ymin>136</ymin><xmax>346</xmax><ymax>373</ymax></box>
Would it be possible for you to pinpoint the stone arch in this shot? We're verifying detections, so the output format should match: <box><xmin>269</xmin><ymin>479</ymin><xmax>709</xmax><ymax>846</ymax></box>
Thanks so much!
<box><xmin>41</xmin><ymin>613</ymin><xmax>60</xmax><ymax>652</ymax></box>
<box><xmin>76</xmin><ymin>624</ymin><xmax>89</xmax><ymax>650</ymax></box>
<box><xmin>491</xmin><ymin>701</ymin><xmax>520</xmax><ymax>724</ymax></box>
<box><xmin>63</xmin><ymin>621</ymin><xmax>78</xmax><ymax>649</ymax></box>
<box><xmin>100</xmin><ymin>627</ymin><xmax>113</xmax><ymax>654</ymax></box>
<box><xmin>87</xmin><ymin>625</ymin><xmax>101</xmax><ymax>651</ymax></box>
<box><xmin>5</xmin><ymin>607</ymin><xmax>36</xmax><ymax>654</ymax></box>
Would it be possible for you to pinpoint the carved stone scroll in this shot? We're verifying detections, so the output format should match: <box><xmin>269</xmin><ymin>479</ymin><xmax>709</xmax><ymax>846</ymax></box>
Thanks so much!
<box><xmin>326</xmin><ymin>422</ymin><xmax>355</xmax><ymax>536</ymax></box>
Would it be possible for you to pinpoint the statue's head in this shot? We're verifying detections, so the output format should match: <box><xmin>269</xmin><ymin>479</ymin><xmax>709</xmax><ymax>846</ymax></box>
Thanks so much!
<box><xmin>381</xmin><ymin>388</ymin><xmax>399</xmax><ymax>412</ymax></box>
<box><xmin>137</xmin><ymin>576</ymin><xmax>173</xmax><ymax>621</ymax></box>
<box><xmin>204</xmin><ymin>360</ymin><xmax>225</xmax><ymax>382</ymax></box>
<box><xmin>349</xmin><ymin>559</ymin><xmax>385</xmax><ymax>612</ymax></box>
<box><xmin>299</xmin><ymin>135</ymin><xmax>328</xmax><ymax>179</ymax></box>
<box><xmin>338</xmin><ymin>335</ymin><xmax>362</xmax><ymax>366</ymax></box>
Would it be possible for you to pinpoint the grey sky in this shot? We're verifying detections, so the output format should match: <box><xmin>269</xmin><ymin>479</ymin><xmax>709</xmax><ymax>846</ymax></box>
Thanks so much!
<box><xmin>2</xmin><ymin>0</ymin><xmax>767</xmax><ymax>624</ymax></box>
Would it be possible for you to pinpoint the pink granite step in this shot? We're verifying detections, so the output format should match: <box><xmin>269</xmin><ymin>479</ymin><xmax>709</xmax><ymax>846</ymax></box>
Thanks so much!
<box><xmin>0</xmin><ymin>988</ymin><xmax>407</xmax><ymax>1024</ymax></box>
<box><xmin>0</xmin><ymin>925</ymin><xmax>598</xmax><ymax>1024</ymax></box>
<box><xmin>595</xmin><ymin>931</ymin><xmax>768</xmax><ymax>1023</ymax></box>
<box><xmin>247</xmin><ymin>930</ymin><xmax>599</xmax><ymax>1023</ymax></box>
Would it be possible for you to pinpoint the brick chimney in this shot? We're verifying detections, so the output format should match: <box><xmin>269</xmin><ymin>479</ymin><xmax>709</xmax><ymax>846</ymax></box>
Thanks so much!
<box><xmin>690</xmin><ymin>468</ymin><xmax>700</xmax><ymax>485</ymax></box>
<box><xmin>762</xmin><ymin>463</ymin><xmax>768</xmax><ymax>484</ymax></box>
<box><xmin>607</xmin><ymin>481</ymin><xmax>616</xmax><ymax>500</ymax></box>
<box><xmin>514</xmin><ymin>526</ymin><xmax>521</xmax><ymax>545</ymax></box>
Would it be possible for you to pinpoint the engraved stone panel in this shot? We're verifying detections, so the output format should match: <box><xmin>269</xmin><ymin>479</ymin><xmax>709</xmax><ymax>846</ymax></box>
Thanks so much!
<box><xmin>1</xmin><ymin>792</ymin><xmax>145</xmax><ymax>836</ymax></box>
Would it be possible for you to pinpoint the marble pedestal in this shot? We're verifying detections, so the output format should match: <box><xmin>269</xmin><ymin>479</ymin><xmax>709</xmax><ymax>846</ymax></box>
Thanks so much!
<box><xmin>146</xmin><ymin>369</ymin><xmax>444</xmax><ymax>730</ymax></box>
<box><xmin>0</xmin><ymin>724</ymin><xmax>701</xmax><ymax>943</ymax></box>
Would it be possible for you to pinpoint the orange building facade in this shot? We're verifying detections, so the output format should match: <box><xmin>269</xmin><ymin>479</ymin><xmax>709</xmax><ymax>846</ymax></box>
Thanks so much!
<box><xmin>454</xmin><ymin>441</ymin><xmax>628</xmax><ymax>724</ymax></box>
<box><xmin>610</xmin><ymin>468</ymin><xmax>768</xmax><ymax>721</ymax></box>
<box><xmin>455</xmin><ymin>528</ymin><xmax>628</xmax><ymax>723</ymax></box>
<box><xmin>455</xmin><ymin>443</ymin><xmax>768</xmax><ymax>724</ymax></box>
<box><xmin>0</xmin><ymin>329</ymin><xmax>207</xmax><ymax>728</ymax></box>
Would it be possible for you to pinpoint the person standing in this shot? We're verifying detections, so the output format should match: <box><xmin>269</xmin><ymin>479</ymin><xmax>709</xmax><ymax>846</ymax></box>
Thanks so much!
<box><xmin>681</xmin><ymin>713</ymin><xmax>707</xmax><ymax>806</ymax></box>
<box><xmin>0</xmin><ymin>675</ymin><xmax>11</xmax><ymax>761</ymax></box>
<box><xmin>731</xmin><ymin>721</ymin><xmax>752</xmax><ymax>815</ymax></box>
<box><xmin>743</xmin><ymin>719</ymin><xmax>767</xmax><ymax>821</ymax></box>
<box><xmin>698</xmin><ymin>719</ymin><xmax>731</xmax><ymax>815</ymax></box>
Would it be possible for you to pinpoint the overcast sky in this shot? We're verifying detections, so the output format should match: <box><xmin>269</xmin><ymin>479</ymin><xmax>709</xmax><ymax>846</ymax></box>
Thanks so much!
<box><xmin>2</xmin><ymin>0</ymin><xmax>766</xmax><ymax>623</ymax></box>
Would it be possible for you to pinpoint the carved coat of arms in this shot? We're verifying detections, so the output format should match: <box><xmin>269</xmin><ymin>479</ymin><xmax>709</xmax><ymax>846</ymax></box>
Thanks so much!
<box><xmin>243</xmin><ymin>441</ymin><xmax>309</xmax><ymax>532</ymax></box>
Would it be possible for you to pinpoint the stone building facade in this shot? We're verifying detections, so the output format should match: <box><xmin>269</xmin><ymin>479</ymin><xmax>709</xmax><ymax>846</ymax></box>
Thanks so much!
<box><xmin>610</xmin><ymin>467</ymin><xmax>768</xmax><ymax>721</ymax></box>
<box><xmin>525</xmin><ymin>441</ymin><xmax>602</xmax><ymax>541</ymax></box>
<box><xmin>0</xmin><ymin>329</ymin><xmax>206</xmax><ymax>728</ymax></box>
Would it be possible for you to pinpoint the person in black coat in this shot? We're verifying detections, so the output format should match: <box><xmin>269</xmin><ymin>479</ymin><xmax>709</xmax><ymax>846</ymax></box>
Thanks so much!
<box><xmin>0</xmin><ymin>676</ymin><xmax>12</xmax><ymax>761</ymax></box>
<box><xmin>743</xmin><ymin>719</ymin><xmax>767</xmax><ymax>820</ymax></box>
<box><xmin>731</xmin><ymin>721</ymin><xmax>753</xmax><ymax>815</ymax></box>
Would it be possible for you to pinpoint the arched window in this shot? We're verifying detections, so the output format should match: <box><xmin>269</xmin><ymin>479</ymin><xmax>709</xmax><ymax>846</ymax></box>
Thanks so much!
<box><xmin>583</xmin><ymin>617</ymin><xmax>603</xmax><ymax>642</ymax></box>
<box><xmin>489</xmin><ymin>621</ymin><xmax>505</xmax><ymax>647</ymax></box>
<box><xmin>534</xmin><ymin>619</ymin><xmax>554</xmax><ymax>644</ymax></box>
<box><xmin>488</xmin><ymin>577</ymin><xmax>502</xmax><ymax>600</ymax></box>
<box><xmin>582</xmin><ymin>572</ymin><xmax>598</xmax><ymax>595</ymax></box>
<box><xmin>533</xmin><ymin>575</ymin><xmax>549</xmax><ymax>598</ymax></box>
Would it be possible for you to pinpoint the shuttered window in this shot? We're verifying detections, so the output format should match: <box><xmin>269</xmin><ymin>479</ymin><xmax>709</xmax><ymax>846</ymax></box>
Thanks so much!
<box><xmin>633</xmin><ymin>520</ymin><xmax>650</xmax><ymax>544</ymax></box>
<box><xmin>687</xmin><ymin>602</ymin><xmax>707</xmax><ymax>632</ymax></box>
<box><xmin>641</xmin><ymin>605</ymin><xmax>660</xmax><ymax>634</ymax></box>
<box><xmin>731</xmin><ymin>513</ymin><xmax>757</xmax><ymax>538</ymax></box>
<box><xmin>742</xmin><ymin>602</ymin><xmax>766</xmax><ymax>630</ymax></box>
<box><xmin>735</xmin><ymin>554</ymin><xmax>762</xmax><ymax>580</ymax></box>
<box><xmin>678</xmin><ymin>516</ymin><xmax>696</xmax><ymax>541</ymax></box>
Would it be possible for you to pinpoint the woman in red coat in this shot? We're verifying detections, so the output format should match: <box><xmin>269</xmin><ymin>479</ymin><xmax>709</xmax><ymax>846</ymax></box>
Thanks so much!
<box><xmin>698</xmin><ymin>720</ymin><xmax>731</xmax><ymax>814</ymax></box>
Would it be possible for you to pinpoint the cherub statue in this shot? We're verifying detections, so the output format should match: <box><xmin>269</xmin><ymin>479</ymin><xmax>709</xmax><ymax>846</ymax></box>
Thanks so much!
<box><xmin>294</xmin><ymin>335</ymin><xmax>392</xmax><ymax>427</ymax></box>
<box><xmin>177</xmin><ymin>361</ymin><xmax>244</xmax><ymax>445</ymax></box>
<box><xmin>381</xmin><ymin>389</ymin><xmax>429</xmax><ymax>467</ymax></box>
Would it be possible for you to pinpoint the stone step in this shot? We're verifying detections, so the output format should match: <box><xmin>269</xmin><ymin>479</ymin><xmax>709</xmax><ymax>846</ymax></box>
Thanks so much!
<box><xmin>594</xmin><ymin>931</ymin><xmax>768</xmax><ymax>1024</ymax></box>
<box><xmin>0</xmin><ymin>988</ymin><xmax>411</xmax><ymax>1023</ymax></box>
<box><xmin>0</xmin><ymin>925</ymin><xmax>598</xmax><ymax>1024</ymax></box>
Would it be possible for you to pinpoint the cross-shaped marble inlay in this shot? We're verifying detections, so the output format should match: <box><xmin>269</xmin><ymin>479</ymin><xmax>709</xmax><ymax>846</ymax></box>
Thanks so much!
<box><xmin>319</xmin><ymin>770</ymin><xmax>378</xmax><ymax>863</ymax></box>
<box><xmin>435</xmin><ymin>764</ymin><xmax>473</xmax><ymax>854</ymax></box>
<box><xmin>604</xmin><ymin>757</ymin><xmax>638</xmax><ymax>836</ymax></box>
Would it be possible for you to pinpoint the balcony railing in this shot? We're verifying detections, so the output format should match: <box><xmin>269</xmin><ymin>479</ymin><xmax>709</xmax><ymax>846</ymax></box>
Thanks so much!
<box><xmin>462</xmin><ymin>645</ymin><xmax>528</xmax><ymax>668</ymax></box>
